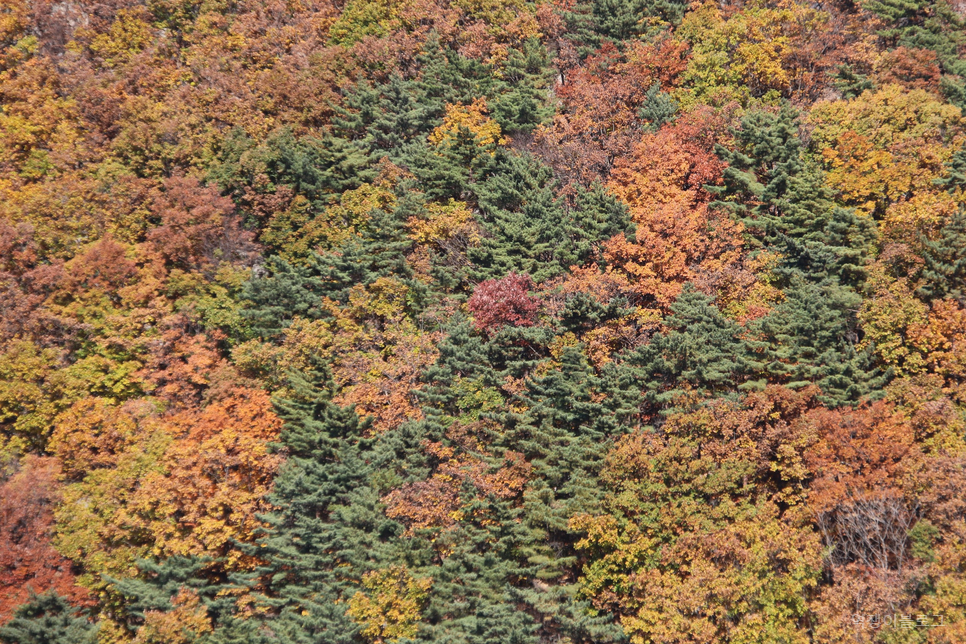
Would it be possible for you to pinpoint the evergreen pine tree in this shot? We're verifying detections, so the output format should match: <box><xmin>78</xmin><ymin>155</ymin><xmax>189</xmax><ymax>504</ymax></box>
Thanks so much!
<box><xmin>638</xmin><ymin>82</ymin><xmax>678</xmax><ymax>131</ymax></box>
<box><xmin>933</xmin><ymin>142</ymin><xmax>966</xmax><ymax>194</ymax></box>
<box><xmin>591</xmin><ymin>0</ymin><xmax>688</xmax><ymax>41</ymax></box>
<box><xmin>832</xmin><ymin>64</ymin><xmax>875</xmax><ymax>99</ymax></box>
<box><xmin>558</xmin><ymin>292</ymin><xmax>632</xmax><ymax>336</ymax></box>
<box><xmin>710</xmin><ymin>103</ymin><xmax>873</xmax><ymax>287</ymax></box>
<box><xmin>242</xmin><ymin>188</ymin><xmax>422</xmax><ymax>339</ymax></box>
<box><xmin>368</xmin><ymin>416</ymin><xmax>563</xmax><ymax>644</ymax></box>
<box><xmin>418</xmin><ymin>313</ymin><xmax>494</xmax><ymax>415</ymax></box>
<box><xmin>0</xmin><ymin>593</ymin><xmax>96</xmax><ymax>644</ymax></box>
<box><xmin>415</xmin><ymin>502</ymin><xmax>541</xmax><ymax>644</ymax></box>
<box><xmin>770</xmin><ymin>166</ymin><xmax>875</xmax><ymax>286</ymax></box>
<box><xmin>917</xmin><ymin>207</ymin><xmax>966</xmax><ymax>304</ymax></box>
<box><xmin>333</xmin><ymin>74</ymin><xmax>439</xmax><ymax>162</ymax></box>
<box><xmin>511</xmin><ymin>346</ymin><xmax>623</xmax><ymax>527</ymax></box>
<box><xmin>710</xmin><ymin>103</ymin><xmax>803</xmax><ymax>215</ymax></box>
<box><xmin>509</xmin><ymin>584</ymin><xmax>627</xmax><ymax>644</ymax></box>
<box><xmin>203</xmin><ymin>619</ymin><xmax>278</xmax><ymax>644</ymax></box>
<box><xmin>242</xmin><ymin>254</ymin><xmax>327</xmax><ymax>338</ymax></box>
<box><xmin>919</xmin><ymin>146</ymin><xmax>966</xmax><ymax>302</ymax></box>
<box><xmin>485</xmin><ymin>325</ymin><xmax>557</xmax><ymax>384</ymax></box>
<box><xmin>406</xmin><ymin>127</ymin><xmax>499</xmax><ymax>202</ymax></box>
<box><xmin>260</xmin><ymin>129</ymin><xmax>376</xmax><ymax>205</ymax></box>
<box><xmin>414</xmin><ymin>336</ymin><xmax>627</xmax><ymax>643</ymax></box>
<box><xmin>865</xmin><ymin>0</ymin><xmax>966</xmax><ymax>75</ymax></box>
<box><xmin>468</xmin><ymin>346</ymin><xmax>625</xmax><ymax>592</ymax></box>
<box><xmin>443</xmin><ymin>346</ymin><xmax>631</xmax><ymax>643</ymax></box>
<box><xmin>469</xmin><ymin>152</ymin><xmax>566</xmax><ymax>281</ymax></box>
<box><xmin>207</xmin><ymin>127</ymin><xmax>375</xmax><ymax>207</ymax></box>
<box><xmin>207</xmin><ymin>127</ymin><xmax>258</xmax><ymax>199</ymax></box>
<box><xmin>312</xmin><ymin>194</ymin><xmax>418</xmax><ymax>306</ymax></box>
<box><xmin>627</xmin><ymin>286</ymin><xmax>762</xmax><ymax>407</ymax></box>
<box><xmin>236</xmin><ymin>357</ymin><xmax>393</xmax><ymax>643</ymax></box>
<box><xmin>591</xmin><ymin>0</ymin><xmax>644</xmax><ymax>42</ymax></box>
<box><xmin>469</xmin><ymin>155</ymin><xmax>627</xmax><ymax>281</ymax></box>
<box><xmin>413</xmin><ymin>36</ymin><xmax>487</xmax><ymax>113</ymax></box>
<box><xmin>104</xmin><ymin>556</ymin><xmax>242</xmax><ymax>639</ymax></box>
<box><xmin>559</xmin><ymin>183</ymin><xmax>634</xmax><ymax>271</ymax></box>
<box><xmin>108</xmin><ymin>557</ymin><xmax>210</xmax><ymax>619</ymax></box>
<box><xmin>489</xmin><ymin>40</ymin><xmax>554</xmax><ymax>135</ymax></box>
<box><xmin>558</xmin><ymin>2</ymin><xmax>603</xmax><ymax>56</ymax></box>
<box><xmin>753</xmin><ymin>280</ymin><xmax>887</xmax><ymax>406</ymax></box>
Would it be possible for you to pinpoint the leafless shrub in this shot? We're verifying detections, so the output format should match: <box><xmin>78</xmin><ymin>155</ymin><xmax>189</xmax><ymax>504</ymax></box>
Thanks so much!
<box><xmin>816</xmin><ymin>494</ymin><xmax>918</xmax><ymax>573</ymax></box>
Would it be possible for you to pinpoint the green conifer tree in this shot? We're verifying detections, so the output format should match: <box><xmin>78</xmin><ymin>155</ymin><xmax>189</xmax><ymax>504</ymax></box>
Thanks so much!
<box><xmin>917</xmin><ymin>208</ymin><xmax>966</xmax><ymax>304</ymax></box>
<box><xmin>242</xmin><ymin>188</ymin><xmax>422</xmax><ymax>339</ymax></box>
<box><xmin>0</xmin><ymin>593</ymin><xmax>96</xmax><ymax>644</ymax></box>
<box><xmin>461</xmin><ymin>346</ymin><xmax>631</xmax><ymax>643</ymax></box>
<box><xmin>489</xmin><ymin>40</ymin><xmax>554</xmax><ymax>135</ymax></box>
<box><xmin>559</xmin><ymin>183</ymin><xmax>634</xmax><ymax>271</ymax></box>
<box><xmin>933</xmin><ymin>142</ymin><xmax>966</xmax><ymax>194</ymax></box>
<box><xmin>242</xmin><ymin>255</ymin><xmax>326</xmax><ymax>338</ymax></box>
<box><xmin>418</xmin><ymin>313</ymin><xmax>494</xmax><ymax>416</ymax></box>
<box><xmin>216</xmin><ymin>129</ymin><xmax>376</xmax><ymax>207</ymax></box>
<box><xmin>469</xmin><ymin>155</ymin><xmax>628</xmax><ymax>281</ymax></box>
<box><xmin>638</xmin><ymin>82</ymin><xmax>678</xmax><ymax>131</ymax></box>
<box><xmin>333</xmin><ymin>75</ymin><xmax>439</xmax><ymax>162</ymax></box>
<box><xmin>105</xmin><ymin>556</ymin><xmax>240</xmax><ymax>639</ymax></box>
<box><xmin>469</xmin><ymin>153</ymin><xmax>566</xmax><ymax>281</ymax></box>
<box><xmin>264</xmin><ymin>130</ymin><xmax>377</xmax><ymax>204</ymax></box>
<box><xmin>753</xmin><ymin>280</ymin><xmax>887</xmax><ymax>406</ymax></box>
<box><xmin>413</xmin><ymin>36</ymin><xmax>487</xmax><ymax>112</ymax></box>
<box><xmin>628</xmin><ymin>286</ymin><xmax>762</xmax><ymax>407</ymax></box>
<box><xmin>591</xmin><ymin>0</ymin><xmax>688</xmax><ymax>41</ymax></box>
<box><xmin>832</xmin><ymin>64</ymin><xmax>875</xmax><ymax>99</ymax></box>
<box><xmin>865</xmin><ymin>0</ymin><xmax>966</xmax><ymax>75</ymax></box>
<box><xmin>510</xmin><ymin>346</ymin><xmax>623</xmax><ymax>533</ymax></box>
<box><xmin>237</xmin><ymin>358</ymin><xmax>390</xmax><ymax>643</ymax></box>
<box><xmin>406</xmin><ymin>128</ymin><xmax>498</xmax><ymax>202</ymax></box>
<box><xmin>710</xmin><ymin>103</ymin><xmax>873</xmax><ymax>286</ymax></box>
<box><xmin>312</xmin><ymin>196</ymin><xmax>418</xmax><ymax>306</ymax></box>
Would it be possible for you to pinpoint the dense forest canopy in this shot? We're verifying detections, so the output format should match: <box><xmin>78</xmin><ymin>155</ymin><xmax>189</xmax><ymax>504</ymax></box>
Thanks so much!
<box><xmin>2</xmin><ymin>0</ymin><xmax>966</xmax><ymax>642</ymax></box>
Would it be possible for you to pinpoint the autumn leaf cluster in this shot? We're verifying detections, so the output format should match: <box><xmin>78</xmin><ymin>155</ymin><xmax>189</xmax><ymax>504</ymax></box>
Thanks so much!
<box><xmin>3</xmin><ymin>1</ymin><xmax>966</xmax><ymax>643</ymax></box>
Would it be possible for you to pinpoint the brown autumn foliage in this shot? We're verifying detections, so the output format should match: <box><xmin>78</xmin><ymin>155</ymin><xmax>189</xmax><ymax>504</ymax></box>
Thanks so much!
<box><xmin>384</xmin><ymin>430</ymin><xmax>531</xmax><ymax>535</ymax></box>
<box><xmin>147</xmin><ymin>176</ymin><xmax>256</xmax><ymax>270</ymax></box>
<box><xmin>3</xmin><ymin>0</ymin><xmax>966</xmax><ymax>640</ymax></box>
<box><xmin>0</xmin><ymin>457</ymin><xmax>89</xmax><ymax>622</ymax></box>
<box><xmin>563</xmin><ymin>107</ymin><xmax>748</xmax><ymax>311</ymax></box>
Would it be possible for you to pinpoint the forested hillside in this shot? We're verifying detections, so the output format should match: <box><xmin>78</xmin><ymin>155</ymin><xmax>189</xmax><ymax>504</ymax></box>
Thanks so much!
<box><xmin>2</xmin><ymin>0</ymin><xmax>966</xmax><ymax>642</ymax></box>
